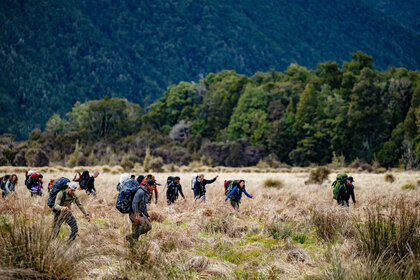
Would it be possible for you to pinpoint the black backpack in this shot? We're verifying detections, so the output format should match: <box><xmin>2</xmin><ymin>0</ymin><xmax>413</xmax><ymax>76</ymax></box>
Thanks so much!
<box><xmin>0</xmin><ymin>174</ymin><xmax>10</xmax><ymax>190</ymax></box>
<box><xmin>116</xmin><ymin>179</ymin><xmax>148</xmax><ymax>214</ymax></box>
<box><xmin>47</xmin><ymin>177</ymin><xmax>70</xmax><ymax>208</ymax></box>
<box><xmin>79</xmin><ymin>170</ymin><xmax>90</xmax><ymax>189</ymax></box>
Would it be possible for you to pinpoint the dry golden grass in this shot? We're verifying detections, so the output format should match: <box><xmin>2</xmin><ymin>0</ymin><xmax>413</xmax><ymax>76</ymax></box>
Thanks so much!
<box><xmin>0</xmin><ymin>167</ymin><xmax>419</xmax><ymax>279</ymax></box>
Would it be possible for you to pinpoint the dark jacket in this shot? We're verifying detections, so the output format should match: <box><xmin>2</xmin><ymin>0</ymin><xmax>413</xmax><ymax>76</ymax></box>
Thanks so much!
<box><xmin>336</xmin><ymin>183</ymin><xmax>356</xmax><ymax>204</ymax></box>
<box><xmin>167</xmin><ymin>182</ymin><xmax>185</xmax><ymax>200</ymax></box>
<box><xmin>225</xmin><ymin>186</ymin><xmax>253</xmax><ymax>201</ymax></box>
<box><xmin>87</xmin><ymin>176</ymin><xmax>96</xmax><ymax>192</ymax></box>
<box><xmin>193</xmin><ymin>177</ymin><xmax>217</xmax><ymax>197</ymax></box>
<box><xmin>131</xmin><ymin>187</ymin><xmax>149</xmax><ymax>217</ymax></box>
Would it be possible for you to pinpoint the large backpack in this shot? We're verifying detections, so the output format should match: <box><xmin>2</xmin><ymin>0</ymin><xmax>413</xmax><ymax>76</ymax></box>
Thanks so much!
<box><xmin>25</xmin><ymin>170</ymin><xmax>39</xmax><ymax>190</ymax></box>
<box><xmin>0</xmin><ymin>174</ymin><xmax>10</xmax><ymax>190</ymax></box>
<box><xmin>191</xmin><ymin>173</ymin><xmax>199</xmax><ymax>190</ymax></box>
<box><xmin>116</xmin><ymin>179</ymin><xmax>148</xmax><ymax>214</ymax></box>
<box><xmin>77</xmin><ymin>170</ymin><xmax>90</xmax><ymax>190</ymax></box>
<box><xmin>224</xmin><ymin>180</ymin><xmax>240</xmax><ymax>195</ymax></box>
<box><xmin>47</xmin><ymin>177</ymin><xmax>70</xmax><ymax>208</ymax></box>
<box><xmin>332</xmin><ymin>173</ymin><xmax>348</xmax><ymax>200</ymax></box>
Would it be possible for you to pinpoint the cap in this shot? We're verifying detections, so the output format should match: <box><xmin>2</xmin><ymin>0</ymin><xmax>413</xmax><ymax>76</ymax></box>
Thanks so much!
<box><xmin>68</xmin><ymin>182</ymin><xmax>78</xmax><ymax>190</ymax></box>
<box><xmin>147</xmin><ymin>179</ymin><xmax>155</xmax><ymax>185</ymax></box>
<box><xmin>347</xmin><ymin>177</ymin><xmax>354</xmax><ymax>182</ymax></box>
<box><xmin>174</xmin><ymin>176</ymin><xmax>180</xmax><ymax>180</ymax></box>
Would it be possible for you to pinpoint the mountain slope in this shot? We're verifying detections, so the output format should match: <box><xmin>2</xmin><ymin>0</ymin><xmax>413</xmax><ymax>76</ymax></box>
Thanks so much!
<box><xmin>1</xmin><ymin>0</ymin><xmax>419</xmax><ymax>139</ymax></box>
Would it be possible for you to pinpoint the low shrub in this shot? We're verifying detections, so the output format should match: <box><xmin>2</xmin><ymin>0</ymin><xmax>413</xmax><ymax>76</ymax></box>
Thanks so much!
<box><xmin>263</xmin><ymin>178</ymin><xmax>283</xmax><ymax>188</ymax></box>
<box><xmin>305</xmin><ymin>166</ymin><xmax>331</xmax><ymax>184</ymax></box>
<box><xmin>384</xmin><ymin>173</ymin><xmax>395</xmax><ymax>183</ymax></box>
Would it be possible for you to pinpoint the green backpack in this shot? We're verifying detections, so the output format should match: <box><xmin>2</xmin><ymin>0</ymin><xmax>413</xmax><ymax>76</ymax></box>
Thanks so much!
<box><xmin>332</xmin><ymin>173</ymin><xmax>348</xmax><ymax>200</ymax></box>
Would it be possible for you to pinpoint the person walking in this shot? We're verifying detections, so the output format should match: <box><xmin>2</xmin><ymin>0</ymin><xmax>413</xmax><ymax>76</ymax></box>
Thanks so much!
<box><xmin>52</xmin><ymin>182</ymin><xmax>90</xmax><ymax>242</ymax></box>
<box><xmin>336</xmin><ymin>176</ymin><xmax>356</xmax><ymax>208</ymax></box>
<box><xmin>2</xmin><ymin>174</ymin><xmax>18</xmax><ymax>198</ymax></box>
<box><xmin>86</xmin><ymin>171</ymin><xmax>99</xmax><ymax>197</ymax></box>
<box><xmin>166</xmin><ymin>176</ymin><xmax>185</xmax><ymax>205</ymax></box>
<box><xmin>126</xmin><ymin>180</ymin><xmax>152</xmax><ymax>244</ymax></box>
<box><xmin>225</xmin><ymin>180</ymin><xmax>253</xmax><ymax>209</ymax></box>
<box><xmin>30</xmin><ymin>174</ymin><xmax>43</xmax><ymax>196</ymax></box>
<box><xmin>193</xmin><ymin>174</ymin><xmax>218</xmax><ymax>202</ymax></box>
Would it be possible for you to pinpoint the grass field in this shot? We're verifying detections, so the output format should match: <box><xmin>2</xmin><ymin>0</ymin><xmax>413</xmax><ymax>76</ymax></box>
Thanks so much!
<box><xmin>0</xmin><ymin>166</ymin><xmax>419</xmax><ymax>279</ymax></box>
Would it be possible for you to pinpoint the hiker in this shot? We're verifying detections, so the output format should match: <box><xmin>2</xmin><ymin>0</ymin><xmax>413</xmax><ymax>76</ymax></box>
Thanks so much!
<box><xmin>2</xmin><ymin>174</ymin><xmax>17</xmax><ymax>198</ymax></box>
<box><xmin>225</xmin><ymin>180</ymin><xmax>253</xmax><ymax>210</ymax></box>
<box><xmin>136</xmin><ymin>175</ymin><xmax>145</xmax><ymax>185</ymax></box>
<box><xmin>336</xmin><ymin>176</ymin><xmax>356</xmax><ymax>208</ymax></box>
<box><xmin>130</xmin><ymin>175</ymin><xmax>136</xmax><ymax>180</ymax></box>
<box><xmin>117</xmin><ymin>173</ymin><xmax>130</xmax><ymax>192</ymax></box>
<box><xmin>166</xmin><ymin>176</ymin><xmax>185</xmax><ymax>205</ymax></box>
<box><xmin>141</xmin><ymin>175</ymin><xmax>158</xmax><ymax>204</ymax></box>
<box><xmin>52</xmin><ymin>181</ymin><xmax>90</xmax><ymax>242</ymax></box>
<box><xmin>30</xmin><ymin>174</ymin><xmax>43</xmax><ymax>196</ymax></box>
<box><xmin>115</xmin><ymin>174</ymin><xmax>151</xmax><ymax>244</ymax></box>
<box><xmin>86</xmin><ymin>171</ymin><xmax>99</xmax><ymax>197</ymax></box>
<box><xmin>193</xmin><ymin>174</ymin><xmax>218</xmax><ymax>202</ymax></box>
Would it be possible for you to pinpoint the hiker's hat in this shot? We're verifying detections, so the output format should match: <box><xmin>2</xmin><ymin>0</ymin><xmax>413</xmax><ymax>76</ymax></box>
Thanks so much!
<box><xmin>347</xmin><ymin>176</ymin><xmax>354</xmax><ymax>182</ymax></box>
<box><xmin>68</xmin><ymin>182</ymin><xmax>78</xmax><ymax>190</ymax></box>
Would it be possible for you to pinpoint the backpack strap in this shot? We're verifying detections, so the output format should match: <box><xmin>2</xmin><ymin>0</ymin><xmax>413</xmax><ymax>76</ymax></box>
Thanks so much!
<box><xmin>60</xmin><ymin>189</ymin><xmax>66</xmax><ymax>205</ymax></box>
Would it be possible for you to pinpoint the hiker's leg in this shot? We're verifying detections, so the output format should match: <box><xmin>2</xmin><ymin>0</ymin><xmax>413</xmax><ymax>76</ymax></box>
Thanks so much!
<box><xmin>136</xmin><ymin>215</ymin><xmax>152</xmax><ymax>236</ymax></box>
<box><xmin>66</xmin><ymin>213</ymin><xmax>78</xmax><ymax>241</ymax></box>
<box><xmin>126</xmin><ymin>212</ymin><xmax>140</xmax><ymax>241</ymax></box>
<box><xmin>52</xmin><ymin>211</ymin><xmax>65</xmax><ymax>236</ymax></box>
<box><xmin>342</xmin><ymin>200</ymin><xmax>349</xmax><ymax>207</ymax></box>
<box><xmin>230</xmin><ymin>199</ymin><xmax>239</xmax><ymax>210</ymax></box>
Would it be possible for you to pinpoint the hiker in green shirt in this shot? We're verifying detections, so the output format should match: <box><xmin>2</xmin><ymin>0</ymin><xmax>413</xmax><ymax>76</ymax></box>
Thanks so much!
<box><xmin>53</xmin><ymin>182</ymin><xmax>90</xmax><ymax>242</ymax></box>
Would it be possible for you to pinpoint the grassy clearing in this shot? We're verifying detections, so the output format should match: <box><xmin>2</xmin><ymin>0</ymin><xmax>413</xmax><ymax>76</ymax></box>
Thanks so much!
<box><xmin>0</xmin><ymin>168</ymin><xmax>418</xmax><ymax>279</ymax></box>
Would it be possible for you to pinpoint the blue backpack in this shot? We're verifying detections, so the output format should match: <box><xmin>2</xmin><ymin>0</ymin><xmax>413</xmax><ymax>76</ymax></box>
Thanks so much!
<box><xmin>47</xmin><ymin>177</ymin><xmax>70</xmax><ymax>208</ymax></box>
<box><xmin>116</xmin><ymin>179</ymin><xmax>148</xmax><ymax>213</ymax></box>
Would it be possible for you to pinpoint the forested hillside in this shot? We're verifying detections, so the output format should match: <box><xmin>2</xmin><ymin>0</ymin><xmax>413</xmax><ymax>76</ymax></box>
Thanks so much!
<box><xmin>1</xmin><ymin>0</ymin><xmax>420</xmax><ymax>139</ymax></box>
<box><xmin>363</xmin><ymin>0</ymin><xmax>420</xmax><ymax>33</ymax></box>
<box><xmin>1</xmin><ymin>52</ymin><xmax>419</xmax><ymax>169</ymax></box>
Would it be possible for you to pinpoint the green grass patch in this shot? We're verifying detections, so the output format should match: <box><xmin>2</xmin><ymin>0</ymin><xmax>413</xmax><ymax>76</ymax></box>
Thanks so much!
<box><xmin>401</xmin><ymin>183</ymin><xmax>416</xmax><ymax>190</ymax></box>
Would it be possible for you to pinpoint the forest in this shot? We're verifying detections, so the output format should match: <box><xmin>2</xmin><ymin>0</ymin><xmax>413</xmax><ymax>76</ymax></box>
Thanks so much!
<box><xmin>1</xmin><ymin>52</ymin><xmax>419</xmax><ymax>169</ymax></box>
<box><xmin>1</xmin><ymin>0</ymin><xmax>419</xmax><ymax>139</ymax></box>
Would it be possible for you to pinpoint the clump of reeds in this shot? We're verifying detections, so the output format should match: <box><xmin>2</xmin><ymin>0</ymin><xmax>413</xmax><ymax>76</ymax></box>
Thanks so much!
<box><xmin>0</xmin><ymin>214</ymin><xmax>96</xmax><ymax>280</ymax></box>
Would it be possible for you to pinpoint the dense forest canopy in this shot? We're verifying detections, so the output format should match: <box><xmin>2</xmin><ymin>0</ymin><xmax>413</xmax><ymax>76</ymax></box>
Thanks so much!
<box><xmin>1</xmin><ymin>52</ymin><xmax>419</xmax><ymax>169</ymax></box>
<box><xmin>1</xmin><ymin>0</ymin><xmax>419</xmax><ymax>139</ymax></box>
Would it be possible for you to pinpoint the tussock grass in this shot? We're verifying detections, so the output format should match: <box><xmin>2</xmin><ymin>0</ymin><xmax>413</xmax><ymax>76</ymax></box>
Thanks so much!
<box><xmin>384</xmin><ymin>173</ymin><xmax>395</xmax><ymax>183</ymax></box>
<box><xmin>0</xmin><ymin>214</ymin><xmax>97</xmax><ymax>280</ymax></box>
<box><xmin>1</xmin><ymin>166</ymin><xmax>419</xmax><ymax>279</ymax></box>
<box><xmin>401</xmin><ymin>183</ymin><xmax>416</xmax><ymax>190</ymax></box>
<box><xmin>356</xmin><ymin>198</ymin><xmax>419</xmax><ymax>264</ymax></box>
<box><xmin>310</xmin><ymin>207</ymin><xmax>346</xmax><ymax>242</ymax></box>
<box><xmin>263</xmin><ymin>178</ymin><xmax>283</xmax><ymax>188</ymax></box>
<box><xmin>305</xmin><ymin>166</ymin><xmax>330</xmax><ymax>184</ymax></box>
